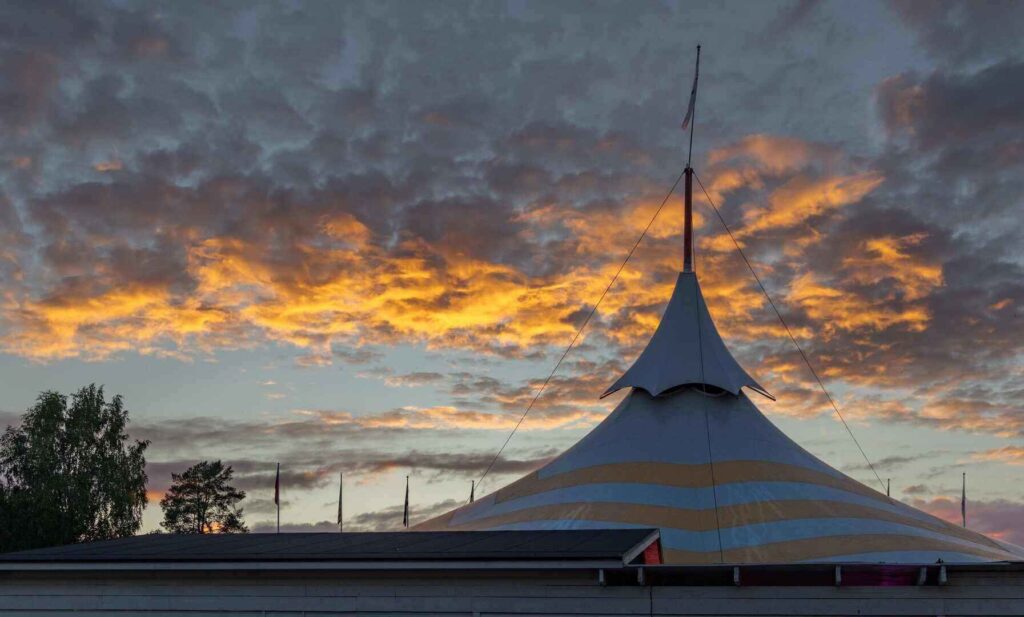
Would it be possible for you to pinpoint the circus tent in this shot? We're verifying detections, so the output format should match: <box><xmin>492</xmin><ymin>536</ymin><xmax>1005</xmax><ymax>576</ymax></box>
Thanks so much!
<box><xmin>415</xmin><ymin>173</ymin><xmax>1024</xmax><ymax>565</ymax></box>
<box><xmin>415</xmin><ymin>46</ymin><xmax>1022</xmax><ymax>565</ymax></box>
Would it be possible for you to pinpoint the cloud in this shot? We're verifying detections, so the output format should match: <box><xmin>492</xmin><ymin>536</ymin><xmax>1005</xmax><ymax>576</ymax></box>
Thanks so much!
<box><xmin>343</xmin><ymin>499</ymin><xmax>463</xmax><ymax>532</ymax></box>
<box><xmin>972</xmin><ymin>446</ymin><xmax>1024</xmax><ymax>466</ymax></box>
<box><xmin>382</xmin><ymin>371</ymin><xmax>445</xmax><ymax>388</ymax></box>
<box><xmin>889</xmin><ymin>1</ymin><xmax>1024</xmax><ymax>65</ymax></box>
<box><xmin>911</xmin><ymin>497</ymin><xmax>1024</xmax><ymax>547</ymax></box>
<box><xmin>877</xmin><ymin>61</ymin><xmax>1024</xmax><ymax>150</ymax></box>
<box><xmin>843</xmin><ymin>451</ymin><xmax>940</xmax><ymax>473</ymax></box>
<box><xmin>902</xmin><ymin>484</ymin><xmax>930</xmax><ymax>496</ymax></box>
<box><xmin>0</xmin><ymin>1</ymin><xmax>1022</xmax><ymax>544</ymax></box>
<box><xmin>251</xmin><ymin>520</ymin><xmax>339</xmax><ymax>533</ymax></box>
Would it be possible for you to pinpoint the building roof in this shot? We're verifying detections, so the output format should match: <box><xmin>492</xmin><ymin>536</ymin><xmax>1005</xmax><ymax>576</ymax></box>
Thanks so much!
<box><xmin>416</xmin><ymin>272</ymin><xmax>1024</xmax><ymax>565</ymax></box>
<box><xmin>0</xmin><ymin>529</ymin><xmax>660</xmax><ymax>568</ymax></box>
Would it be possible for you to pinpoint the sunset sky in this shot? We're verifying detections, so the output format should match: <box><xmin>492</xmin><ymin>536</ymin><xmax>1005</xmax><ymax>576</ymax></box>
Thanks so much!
<box><xmin>1</xmin><ymin>0</ymin><xmax>1022</xmax><ymax>542</ymax></box>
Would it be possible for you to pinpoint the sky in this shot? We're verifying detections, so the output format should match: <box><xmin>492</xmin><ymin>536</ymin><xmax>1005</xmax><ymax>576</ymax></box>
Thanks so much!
<box><xmin>1</xmin><ymin>0</ymin><xmax>1023</xmax><ymax>542</ymax></box>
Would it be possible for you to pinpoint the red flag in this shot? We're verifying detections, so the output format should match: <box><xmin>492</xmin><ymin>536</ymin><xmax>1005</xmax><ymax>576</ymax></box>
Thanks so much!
<box><xmin>680</xmin><ymin>46</ymin><xmax>700</xmax><ymax>131</ymax></box>
<box><xmin>961</xmin><ymin>472</ymin><xmax>966</xmax><ymax>527</ymax></box>
<box><xmin>402</xmin><ymin>475</ymin><xmax>409</xmax><ymax>528</ymax></box>
<box><xmin>274</xmin><ymin>462</ymin><xmax>280</xmax><ymax>506</ymax></box>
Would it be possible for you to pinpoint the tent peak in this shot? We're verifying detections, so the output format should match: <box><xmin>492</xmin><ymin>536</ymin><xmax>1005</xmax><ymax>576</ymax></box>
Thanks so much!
<box><xmin>602</xmin><ymin>271</ymin><xmax>772</xmax><ymax>400</ymax></box>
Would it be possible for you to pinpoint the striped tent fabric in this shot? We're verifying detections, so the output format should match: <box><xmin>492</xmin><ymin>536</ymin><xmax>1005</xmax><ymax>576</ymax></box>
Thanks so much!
<box><xmin>416</xmin><ymin>272</ymin><xmax>1024</xmax><ymax>564</ymax></box>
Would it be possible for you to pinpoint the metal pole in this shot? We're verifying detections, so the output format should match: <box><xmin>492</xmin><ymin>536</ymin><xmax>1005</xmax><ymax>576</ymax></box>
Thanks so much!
<box><xmin>684</xmin><ymin>167</ymin><xmax>694</xmax><ymax>272</ymax></box>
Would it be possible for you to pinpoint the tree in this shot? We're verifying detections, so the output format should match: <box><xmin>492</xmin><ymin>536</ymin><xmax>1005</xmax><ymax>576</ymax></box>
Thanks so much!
<box><xmin>0</xmin><ymin>385</ymin><xmax>149</xmax><ymax>552</ymax></box>
<box><xmin>160</xmin><ymin>460</ymin><xmax>247</xmax><ymax>534</ymax></box>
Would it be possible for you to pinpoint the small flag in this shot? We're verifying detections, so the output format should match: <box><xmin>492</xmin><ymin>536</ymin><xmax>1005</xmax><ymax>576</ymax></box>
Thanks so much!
<box><xmin>402</xmin><ymin>476</ymin><xmax>410</xmax><ymax>528</ymax></box>
<box><xmin>470</xmin><ymin>480</ymin><xmax>475</xmax><ymax>503</ymax></box>
<box><xmin>337</xmin><ymin>472</ymin><xmax>343</xmax><ymax>532</ymax></box>
<box><xmin>680</xmin><ymin>46</ymin><xmax>701</xmax><ymax>131</ymax></box>
<box><xmin>274</xmin><ymin>463</ymin><xmax>280</xmax><ymax>506</ymax></box>
<box><xmin>275</xmin><ymin>462</ymin><xmax>281</xmax><ymax>534</ymax></box>
<box><xmin>961</xmin><ymin>472</ymin><xmax>966</xmax><ymax>528</ymax></box>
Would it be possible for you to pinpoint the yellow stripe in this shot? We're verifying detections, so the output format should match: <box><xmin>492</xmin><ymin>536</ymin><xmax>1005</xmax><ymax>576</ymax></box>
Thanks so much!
<box><xmin>426</xmin><ymin>499</ymin><xmax>1005</xmax><ymax>553</ymax></box>
<box><xmin>492</xmin><ymin>460</ymin><xmax>888</xmax><ymax>505</ymax></box>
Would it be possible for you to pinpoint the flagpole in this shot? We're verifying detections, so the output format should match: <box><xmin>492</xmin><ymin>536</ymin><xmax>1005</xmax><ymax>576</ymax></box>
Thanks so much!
<box><xmin>275</xmin><ymin>462</ymin><xmax>280</xmax><ymax>534</ymax></box>
<box><xmin>338</xmin><ymin>472</ymin><xmax>343</xmax><ymax>533</ymax></box>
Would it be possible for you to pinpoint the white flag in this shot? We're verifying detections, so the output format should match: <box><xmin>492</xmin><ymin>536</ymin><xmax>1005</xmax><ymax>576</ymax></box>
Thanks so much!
<box><xmin>681</xmin><ymin>48</ymin><xmax>701</xmax><ymax>131</ymax></box>
<box><xmin>681</xmin><ymin>82</ymin><xmax>697</xmax><ymax>131</ymax></box>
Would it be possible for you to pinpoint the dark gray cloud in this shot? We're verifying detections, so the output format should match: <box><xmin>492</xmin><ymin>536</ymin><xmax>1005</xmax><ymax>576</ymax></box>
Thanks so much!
<box><xmin>249</xmin><ymin>497</ymin><xmax>463</xmax><ymax>532</ymax></box>
<box><xmin>343</xmin><ymin>498</ymin><xmax>463</xmax><ymax>532</ymax></box>
<box><xmin>1</xmin><ymin>0</ymin><xmax>1022</xmax><ymax>533</ymax></box>
<box><xmin>877</xmin><ymin>61</ymin><xmax>1024</xmax><ymax>152</ymax></box>
<box><xmin>889</xmin><ymin>0</ymin><xmax>1024</xmax><ymax>65</ymax></box>
<box><xmin>251</xmin><ymin>520</ymin><xmax>339</xmax><ymax>533</ymax></box>
<box><xmin>843</xmin><ymin>451</ymin><xmax>941</xmax><ymax>473</ymax></box>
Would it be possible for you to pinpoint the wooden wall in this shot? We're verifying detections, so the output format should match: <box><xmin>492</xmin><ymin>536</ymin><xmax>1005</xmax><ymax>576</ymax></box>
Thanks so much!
<box><xmin>0</xmin><ymin>567</ymin><xmax>1022</xmax><ymax>616</ymax></box>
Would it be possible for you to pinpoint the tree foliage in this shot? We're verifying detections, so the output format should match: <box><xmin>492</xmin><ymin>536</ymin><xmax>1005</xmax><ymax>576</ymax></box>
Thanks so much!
<box><xmin>0</xmin><ymin>385</ymin><xmax>149</xmax><ymax>552</ymax></box>
<box><xmin>160</xmin><ymin>460</ymin><xmax>247</xmax><ymax>534</ymax></box>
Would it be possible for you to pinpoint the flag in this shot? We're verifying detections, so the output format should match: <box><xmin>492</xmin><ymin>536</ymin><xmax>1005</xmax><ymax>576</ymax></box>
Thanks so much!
<box><xmin>337</xmin><ymin>472</ymin><xmax>343</xmax><ymax>532</ymax></box>
<box><xmin>274</xmin><ymin>463</ymin><xmax>280</xmax><ymax>505</ymax></box>
<box><xmin>961</xmin><ymin>472</ymin><xmax>966</xmax><ymax>527</ymax></box>
<box><xmin>470</xmin><ymin>480</ymin><xmax>475</xmax><ymax>503</ymax></box>
<box><xmin>680</xmin><ymin>46</ymin><xmax>701</xmax><ymax>131</ymax></box>
<box><xmin>402</xmin><ymin>475</ymin><xmax>409</xmax><ymax>528</ymax></box>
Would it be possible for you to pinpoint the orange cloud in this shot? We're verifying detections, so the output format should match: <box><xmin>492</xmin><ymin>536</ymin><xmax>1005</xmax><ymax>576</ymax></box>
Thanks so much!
<box><xmin>298</xmin><ymin>405</ymin><xmax>602</xmax><ymax>432</ymax></box>
<box><xmin>842</xmin><ymin>233</ymin><xmax>943</xmax><ymax>301</ymax></box>
<box><xmin>0</xmin><ymin>126</ymin><xmax>937</xmax><ymax>421</ymax></box>
<box><xmin>93</xmin><ymin>159</ymin><xmax>123</xmax><ymax>172</ymax></box>
<box><xmin>707</xmin><ymin>134</ymin><xmax>837</xmax><ymax>175</ymax></box>
<box><xmin>972</xmin><ymin>446</ymin><xmax>1024</xmax><ymax>465</ymax></box>
<box><xmin>741</xmin><ymin>172</ymin><xmax>884</xmax><ymax>236</ymax></box>
<box><xmin>2</xmin><ymin>284</ymin><xmax>232</xmax><ymax>360</ymax></box>
<box><xmin>909</xmin><ymin>497</ymin><xmax>1024</xmax><ymax>547</ymax></box>
<box><xmin>787</xmin><ymin>271</ymin><xmax>931</xmax><ymax>335</ymax></box>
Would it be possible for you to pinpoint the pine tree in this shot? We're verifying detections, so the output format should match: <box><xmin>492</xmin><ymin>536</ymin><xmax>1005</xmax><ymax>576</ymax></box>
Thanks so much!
<box><xmin>160</xmin><ymin>461</ymin><xmax>247</xmax><ymax>534</ymax></box>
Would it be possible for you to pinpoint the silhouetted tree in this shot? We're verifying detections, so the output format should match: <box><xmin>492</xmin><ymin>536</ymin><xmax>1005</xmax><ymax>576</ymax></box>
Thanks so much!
<box><xmin>0</xmin><ymin>385</ymin><xmax>149</xmax><ymax>552</ymax></box>
<box><xmin>160</xmin><ymin>460</ymin><xmax>247</xmax><ymax>534</ymax></box>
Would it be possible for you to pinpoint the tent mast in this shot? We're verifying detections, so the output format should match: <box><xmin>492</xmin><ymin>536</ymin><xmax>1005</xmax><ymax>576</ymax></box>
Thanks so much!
<box><xmin>684</xmin><ymin>168</ymin><xmax>694</xmax><ymax>272</ymax></box>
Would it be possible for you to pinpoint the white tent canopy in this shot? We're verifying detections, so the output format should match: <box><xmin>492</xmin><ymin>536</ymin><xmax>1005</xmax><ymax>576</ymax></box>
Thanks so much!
<box><xmin>417</xmin><ymin>272</ymin><xmax>1024</xmax><ymax>564</ymax></box>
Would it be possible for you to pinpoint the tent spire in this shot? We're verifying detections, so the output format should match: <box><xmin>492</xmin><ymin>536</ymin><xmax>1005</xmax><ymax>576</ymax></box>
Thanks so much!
<box><xmin>681</xmin><ymin>45</ymin><xmax>700</xmax><ymax>272</ymax></box>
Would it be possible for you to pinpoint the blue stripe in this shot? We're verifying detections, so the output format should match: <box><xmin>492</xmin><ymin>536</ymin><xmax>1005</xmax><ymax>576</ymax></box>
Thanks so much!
<box><xmin>480</xmin><ymin>517</ymin><xmax>998</xmax><ymax>556</ymax></box>
<box><xmin>451</xmin><ymin>481</ymin><xmax>940</xmax><ymax>527</ymax></box>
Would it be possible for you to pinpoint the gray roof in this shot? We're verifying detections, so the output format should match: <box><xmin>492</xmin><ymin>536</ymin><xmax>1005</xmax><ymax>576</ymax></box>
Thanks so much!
<box><xmin>0</xmin><ymin>529</ymin><xmax>658</xmax><ymax>564</ymax></box>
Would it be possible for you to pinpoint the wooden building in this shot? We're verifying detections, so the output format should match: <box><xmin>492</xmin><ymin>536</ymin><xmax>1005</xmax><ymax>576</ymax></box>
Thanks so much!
<box><xmin>1</xmin><ymin>529</ymin><xmax>1022</xmax><ymax>615</ymax></box>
